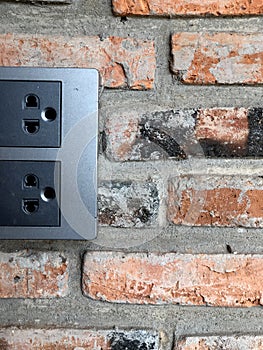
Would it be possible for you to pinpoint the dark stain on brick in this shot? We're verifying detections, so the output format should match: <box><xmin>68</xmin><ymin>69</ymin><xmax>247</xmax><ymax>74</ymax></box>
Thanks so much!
<box><xmin>120</xmin><ymin>16</ymin><xmax>128</xmax><ymax>23</ymax></box>
<box><xmin>13</xmin><ymin>275</ymin><xmax>21</xmax><ymax>283</ymax></box>
<box><xmin>192</xmin><ymin>110</ymin><xmax>247</xmax><ymax>157</ymax></box>
<box><xmin>99</xmin><ymin>207</ymin><xmax>117</xmax><ymax>225</ymax></box>
<box><xmin>109</xmin><ymin>332</ymin><xmax>156</xmax><ymax>350</ymax></box>
<box><xmin>139</xmin><ymin>123</ymin><xmax>186</xmax><ymax>159</ymax></box>
<box><xmin>226</xmin><ymin>244</ymin><xmax>233</xmax><ymax>253</ymax></box>
<box><xmin>98</xmin><ymin>181</ymin><xmax>159</xmax><ymax>227</ymax></box>
<box><xmin>247</xmin><ymin>108</ymin><xmax>263</xmax><ymax>156</ymax></box>
<box><xmin>191</xmin><ymin>109</ymin><xmax>198</xmax><ymax>120</ymax></box>
<box><xmin>136</xmin><ymin>207</ymin><xmax>151</xmax><ymax>223</ymax></box>
<box><xmin>0</xmin><ymin>338</ymin><xmax>9</xmax><ymax>350</ymax></box>
<box><xmin>59</xmin><ymin>255</ymin><xmax>67</xmax><ymax>264</ymax></box>
<box><xmin>100</xmin><ymin>130</ymin><xmax>107</xmax><ymax>154</ymax></box>
<box><xmin>198</xmin><ymin>139</ymin><xmax>242</xmax><ymax>157</ymax></box>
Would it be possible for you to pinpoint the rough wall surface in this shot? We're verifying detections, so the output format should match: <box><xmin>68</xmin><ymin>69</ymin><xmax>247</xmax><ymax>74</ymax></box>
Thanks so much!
<box><xmin>0</xmin><ymin>0</ymin><xmax>262</xmax><ymax>349</ymax></box>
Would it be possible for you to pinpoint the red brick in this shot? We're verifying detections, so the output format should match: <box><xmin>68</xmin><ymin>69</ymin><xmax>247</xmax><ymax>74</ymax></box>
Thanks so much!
<box><xmin>195</xmin><ymin>108</ymin><xmax>249</xmax><ymax>156</ymax></box>
<box><xmin>0</xmin><ymin>251</ymin><xmax>68</xmax><ymax>298</ymax></box>
<box><xmin>113</xmin><ymin>0</ymin><xmax>263</xmax><ymax>16</ymax></box>
<box><xmin>168</xmin><ymin>175</ymin><xmax>263</xmax><ymax>227</ymax></box>
<box><xmin>0</xmin><ymin>328</ymin><xmax>158</xmax><ymax>349</ymax></box>
<box><xmin>171</xmin><ymin>33</ymin><xmax>263</xmax><ymax>84</ymax></box>
<box><xmin>104</xmin><ymin>108</ymin><xmax>263</xmax><ymax>161</ymax></box>
<box><xmin>83</xmin><ymin>251</ymin><xmax>263</xmax><ymax>307</ymax></box>
<box><xmin>98</xmin><ymin>181</ymin><xmax>159</xmax><ymax>227</ymax></box>
<box><xmin>176</xmin><ymin>335</ymin><xmax>263</xmax><ymax>349</ymax></box>
<box><xmin>0</xmin><ymin>33</ymin><xmax>155</xmax><ymax>89</ymax></box>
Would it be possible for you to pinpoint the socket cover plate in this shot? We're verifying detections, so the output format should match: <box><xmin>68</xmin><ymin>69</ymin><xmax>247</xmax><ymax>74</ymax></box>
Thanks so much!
<box><xmin>0</xmin><ymin>67</ymin><xmax>98</xmax><ymax>240</ymax></box>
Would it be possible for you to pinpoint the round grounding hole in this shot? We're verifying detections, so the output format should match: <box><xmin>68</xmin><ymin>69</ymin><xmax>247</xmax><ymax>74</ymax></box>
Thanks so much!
<box><xmin>24</xmin><ymin>174</ymin><xmax>38</xmax><ymax>188</ymax></box>
<box><xmin>41</xmin><ymin>187</ymin><xmax>56</xmax><ymax>202</ymax></box>
<box><xmin>41</xmin><ymin>107</ymin><xmax>57</xmax><ymax>122</ymax></box>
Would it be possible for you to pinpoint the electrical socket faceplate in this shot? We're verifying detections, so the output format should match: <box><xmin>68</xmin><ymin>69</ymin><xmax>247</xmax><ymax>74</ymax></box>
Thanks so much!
<box><xmin>0</xmin><ymin>81</ymin><xmax>61</xmax><ymax>147</ymax></box>
<box><xmin>0</xmin><ymin>161</ymin><xmax>60</xmax><ymax>226</ymax></box>
<box><xmin>0</xmin><ymin>67</ymin><xmax>98</xmax><ymax>240</ymax></box>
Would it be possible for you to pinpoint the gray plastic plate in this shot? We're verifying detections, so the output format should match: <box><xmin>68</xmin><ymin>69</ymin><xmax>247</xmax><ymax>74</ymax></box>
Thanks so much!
<box><xmin>0</xmin><ymin>67</ymin><xmax>98</xmax><ymax>240</ymax></box>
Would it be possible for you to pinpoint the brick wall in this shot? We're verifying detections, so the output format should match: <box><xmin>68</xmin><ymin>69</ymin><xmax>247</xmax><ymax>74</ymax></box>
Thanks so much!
<box><xmin>0</xmin><ymin>0</ymin><xmax>262</xmax><ymax>349</ymax></box>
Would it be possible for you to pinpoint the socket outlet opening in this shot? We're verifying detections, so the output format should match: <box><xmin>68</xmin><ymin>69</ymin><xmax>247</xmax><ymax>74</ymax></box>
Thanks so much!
<box><xmin>24</xmin><ymin>94</ymin><xmax>39</xmax><ymax>108</ymax></box>
<box><xmin>22</xmin><ymin>199</ymin><xmax>39</xmax><ymax>215</ymax></box>
<box><xmin>24</xmin><ymin>174</ymin><xmax>39</xmax><ymax>188</ymax></box>
<box><xmin>23</xmin><ymin>120</ymin><xmax>40</xmax><ymax>135</ymax></box>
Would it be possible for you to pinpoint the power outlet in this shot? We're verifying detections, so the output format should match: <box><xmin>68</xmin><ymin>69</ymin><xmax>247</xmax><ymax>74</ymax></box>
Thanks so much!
<box><xmin>0</xmin><ymin>81</ymin><xmax>61</xmax><ymax>148</ymax></box>
<box><xmin>0</xmin><ymin>67</ymin><xmax>98</xmax><ymax>240</ymax></box>
<box><xmin>0</xmin><ymin>161</ymin><xmax>60</xmax><ymax>226</ymax></box>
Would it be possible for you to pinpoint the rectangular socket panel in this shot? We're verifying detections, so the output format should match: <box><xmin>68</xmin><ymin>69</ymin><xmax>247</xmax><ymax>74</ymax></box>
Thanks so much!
<box><xmin>0</xmin><ymin>67</ymin><xmax>98</xmax><ymax>240</ymax></box>
<box><xmin>0</xmin><ymin>161</ymin><xmax>60</xmax><ymax>226</ymax></box>
<box><xmin>0</xmin><ymin>81</ymin><xmax>61</xmax><ymax>147</ymax></box>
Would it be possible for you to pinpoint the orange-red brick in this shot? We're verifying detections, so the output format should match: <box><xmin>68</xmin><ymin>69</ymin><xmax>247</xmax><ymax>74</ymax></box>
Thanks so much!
<box><xmin>113</xmin><ymin>0</ymin><xmax>263</xmax><ymax>16</ymax></box>
<box><xmin>176</xmin><ymin>336</ymin><xmax>263</xmax><ymax>349</ymax></box>
<box><xmin>0</xmin><ymin>33</ymin><xmax>155</xmax><ymax>89</ymax></box>
<box><xmin>104</xmin><ymin>107</ymin><xmax>256</xmax><ymax>161</ymax></box>
<box><xmin>171</xmin><ymin>33</ymin><xmax>263</xmax><ymax>85</ymax></box>
<box><xmin>83</xmin><ymin>251</ymin><xmax>263</xmax><ymax>307</ymax></box>
<box><xmin>0</xmin><ymin>251</ymin><xmax>68</xmax><ymax>298</ymax></box>
<box><xmin>195</xmin><ymin>108</ymin><xmax>249</xmax><ymax>156</ymax></box>
<box><xmin>168</xmin><ymin>175</ymin><xmax>263</xmax><ymax>227</ymax></box>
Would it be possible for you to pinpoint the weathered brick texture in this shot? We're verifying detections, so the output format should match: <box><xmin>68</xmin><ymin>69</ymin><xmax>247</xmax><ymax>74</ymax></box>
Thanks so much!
<box><xmin>113</xmin><ymin>0</ymin><xmax>263</xmax><ymax>16</ymax></box>
<box><xmin>0</xmin><ymin>328</ymin><xmax>158</xmax><ymax>349</ymax></box>
<box><xmin>104</xmin><ymin>107</ymin><xmax>263</xmax><ymax>161</ymax></box>
<box><xmin>83</xmin><ymin>252</ymin><xmax>263</xmax><ymax>306</ymax></box>
<box><xmin>176</xmin><ymin>335</ymin><xmax>263</xmax><ymax>349</ymax></box>
<box><xmin>0</xmin><ymin>251</ymin><xmax>68</xmax><ymax>298</ymax></box>
<box><xmin>168</xmin><ymin>175</ymin><xmax>263</xmax><ymax>228</ymax></box>
<box><xmin>171</xmin><ymin>33</ymin><xmax>263</xmax><ymax>85</ymax></box>
<box><xmin>22</xmin><ymin>0</ymin><xmax>71</xmax><ymax>2</ymax></box>
<box><xmin>0</xmin><ymin>34</ymin><xmax>155</xmax><ymax>89</ymax></box>
<box><xmin>98</xmin><ymin>181</ymin><xmax>159</xmax><ymax>227</ymax></box>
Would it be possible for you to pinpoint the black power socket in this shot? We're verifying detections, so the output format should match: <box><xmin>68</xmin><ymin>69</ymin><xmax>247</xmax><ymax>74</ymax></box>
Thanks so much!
<box><xmin>0</xmin><ymin>81</ymin><xmax>61</xmax><ymax>148</ymax></box>
<box><xmin>0</xmin><ymin>161</ymin><xmax>60</xmax><ymax>226</ymax></box>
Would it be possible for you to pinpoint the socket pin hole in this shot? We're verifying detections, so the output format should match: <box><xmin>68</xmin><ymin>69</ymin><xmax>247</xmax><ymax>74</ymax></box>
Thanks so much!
<box><xmin>22</xmin><ymin>199</ymin><xmax>39</xmax><ymax>215</ymax></box>
<box><xmin>24</xmin><ymin>174</ymin><xmax>39</xmax><ymax>188</ymax></box>
<box><xmin>41</xmin><ymin>187</ymin><xmax>56</xmax><ymax>202</ymax></box>
<box><xmin>23</xmin><ymin>120</ymin><xmax>40</xmax><ymax>135</ymax></box>
<box><xmin>42</xmin><ymin>108</ymin><xmax>57</xmax><ymax>122</ymax></box>
<box><xmin>25</xmin><ymin>94</ymin><xmax>39</xmax><ymax>108</ymax></box>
